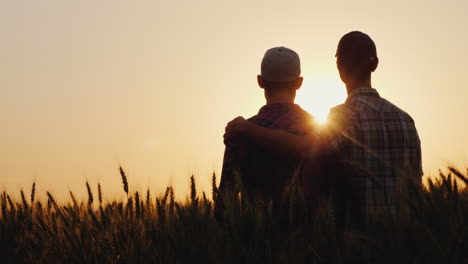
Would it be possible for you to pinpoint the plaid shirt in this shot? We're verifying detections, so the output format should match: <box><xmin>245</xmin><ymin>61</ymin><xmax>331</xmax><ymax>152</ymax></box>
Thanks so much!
<box><xmin>325</xmin><ymin>88</ymin><xmax>422</xmax><ymax>214</ymax></box>
<box><xmin>218</xmin><ymin>103</ymin><xmax>315</xmax><ymax>202</ymax></box>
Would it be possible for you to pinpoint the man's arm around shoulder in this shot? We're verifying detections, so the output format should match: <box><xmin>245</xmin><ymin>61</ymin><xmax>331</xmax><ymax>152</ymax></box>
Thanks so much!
<box><xmin>224</xmin><ymin>116</ymin><xmax>317</xmax><ymax>159</ymax></box>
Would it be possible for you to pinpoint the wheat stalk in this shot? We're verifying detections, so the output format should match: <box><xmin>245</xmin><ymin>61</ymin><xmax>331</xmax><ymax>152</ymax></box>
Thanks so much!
<box><xmin>135</xmin><ymin>191</ymin><xmax>141</xmax><ymax>218</ymax></box>
<box><xmin>212</xmin><ymin>172</ymin><xmax>218</xmax><ymax>202</ymax></box>
<box><xmin>163</xmin><ymin>186</ymin><xmax>170</xmax><ymax>205</ymax></box>
<box><xmin>98</xmin><ymin>182</ymin><xmax>103</xmax><ymax>205</ymax></box>
<box><xmin>119</xmin><ymin>166</ymin><xmax>129</xmax><ymax>196</ymax></box>
<box><xmin>6</xmin><ymin>194</ymin><xmax>14</xmax><ymax>211</ymax></box>
<box><xmin>31</xmin><ymin>181</ymin><xmax>36</xmax><ymax>204</ymax></box>
<box><xmin>46</xmin><ymin>192</ymin><xmax>58</xmax><ymax>209</ymax></box>
<box><xmin>20</xmin><ymin>189</ymin><xmax>28</xmax><ymax>210</ymax></box>
<box><xmin>449</xmin><ymin>167</ymin><xmax>468</xmax><ymax>187</ymax></box>
<box><xmin>69</xmin><ymin>191</ymin><xmax>78</xmax><ymax>208</ymax></box>
<box><xmin>169</xmin><ymin>187</ymin><xmax>175</xmax><ymax>215</ymax></box>
<box><xmin>146</xmin><ymin>188</ymin><xmax>151</xmax><ymax>208</ymax></box>
<box><xmin>190</xmin><ymin>174</ymin><xmax>198</xmax><ymax>207</ymax></box>
<box><xmin>127</xmin><ymin>196</ymin><xmax>134</xmax><ymax>219</ymax></box>
<box><xmin>86</xmin><ymin>181</ymin><xmax>94</xmax><ymax>206</ymax></box>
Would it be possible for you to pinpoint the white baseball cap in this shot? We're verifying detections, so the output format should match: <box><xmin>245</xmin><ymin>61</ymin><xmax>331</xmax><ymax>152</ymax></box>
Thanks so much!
<box><xmin>261</xmin><ymin>46</ymin><xmax>301</xmax><ymax>82</ymax></box>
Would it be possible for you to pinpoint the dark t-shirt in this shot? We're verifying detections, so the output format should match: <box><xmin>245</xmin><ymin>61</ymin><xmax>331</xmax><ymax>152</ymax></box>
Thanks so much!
<box><xmin>218</xmin><ymin>103</ymin><xmax>316</xmax><ymax>203</ymax></box>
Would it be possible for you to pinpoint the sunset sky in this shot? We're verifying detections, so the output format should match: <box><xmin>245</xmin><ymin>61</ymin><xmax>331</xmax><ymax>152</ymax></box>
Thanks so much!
<box><xmin>1</xmin><ymin>0</ymin><xmax>467</xmax><ymax>200</ymax></box>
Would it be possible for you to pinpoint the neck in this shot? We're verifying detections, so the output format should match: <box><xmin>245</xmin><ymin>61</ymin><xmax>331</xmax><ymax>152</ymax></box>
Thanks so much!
<box><xmin>266</xmin><ymin>97</ymin><xmax>294</xmax><ymax>105</ymax></box>
<box><xmin>265</xmin><ymin>90</ymin><xmax>295</xmax><ymax>105</ymax></box>
<box><xmin>345</xmin><ymin>78</ymin><xmax>372</xmax><ymax>95</ymax></box>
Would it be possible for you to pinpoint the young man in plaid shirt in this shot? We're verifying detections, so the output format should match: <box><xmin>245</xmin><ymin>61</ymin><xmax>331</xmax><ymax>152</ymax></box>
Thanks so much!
<box><xmin>214</xmin><ymin>47</ymin><xmax>316</xmax><ymax>221</ymax></box>
<box><xmin>224</xmin><ymin>32</ymin><xmax>423</xmax><ymax>223</ymax></box>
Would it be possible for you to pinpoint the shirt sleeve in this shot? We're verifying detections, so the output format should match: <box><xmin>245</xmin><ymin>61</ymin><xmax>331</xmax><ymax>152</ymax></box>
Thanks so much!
<box><xmin>218</xmin><ymin>137</ymin><xmax>245</xmax><ymax>194</ymax></box>
<box><xmin>215</xmin><ymin>137</ymin><xmax>245</xmax><ymax>222</ymax></box>
<box><xmin>321</xmin><ymin>106</ymin><xmax>356</xmax><ymax>156</ymax></box>
<box><xmin>286</xmin><ymin>110</ymin><xmax>318</xmax><ymax>136</ymax></box>
<box><xmin>414</xmin><ymin>129</ymin><xmax>423</xmax><ymax>177</ymax></box>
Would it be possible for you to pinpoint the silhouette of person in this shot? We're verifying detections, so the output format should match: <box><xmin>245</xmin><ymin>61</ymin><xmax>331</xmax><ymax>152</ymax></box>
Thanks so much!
<box><xmin>224</xmin><ymin>31</ymin><xmax>423</xmax><ymax>224</ymax></box>
<box><xmin>215</xmin><ymin>47</ymin><xmax>317</xmax><ymax>222</ymax></box>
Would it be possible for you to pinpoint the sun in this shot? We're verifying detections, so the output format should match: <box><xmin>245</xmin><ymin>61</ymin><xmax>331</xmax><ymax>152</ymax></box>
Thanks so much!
<box><xmin>296</xmin><ymin>76</ymin><xmax>346</xmax><ymax>125</ymax></box>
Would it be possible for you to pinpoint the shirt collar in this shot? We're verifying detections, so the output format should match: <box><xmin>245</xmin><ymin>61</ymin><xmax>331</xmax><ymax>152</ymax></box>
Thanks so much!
<box><xmin>346</xmin><ymin>87</ymin><xmax>380</xmax><ymax>103</ymax></box>
<box><xmin>258</xmin><ymin>103</ymin><xmax>299</xmax><ymax>114</ymax></box>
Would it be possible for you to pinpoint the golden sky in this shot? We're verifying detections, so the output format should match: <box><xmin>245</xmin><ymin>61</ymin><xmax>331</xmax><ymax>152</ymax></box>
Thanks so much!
<box><xmin>1</xmin><ymin>0</ymin><xmax>467</xmax><ymax>200</ymax></box>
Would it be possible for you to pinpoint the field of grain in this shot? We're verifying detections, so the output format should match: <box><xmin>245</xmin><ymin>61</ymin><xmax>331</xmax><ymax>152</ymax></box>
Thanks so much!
<box><xmin>1</xmin><ymin>167</ymin><xmax>467</xmax><ymax>263</ymax></box>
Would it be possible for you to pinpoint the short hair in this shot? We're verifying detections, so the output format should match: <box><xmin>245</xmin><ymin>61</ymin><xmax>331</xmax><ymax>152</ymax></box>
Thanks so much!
<box><xmin>336</xmin><ymin>31</ymin><xmax>378</xmax><ymax>79</ymax></box>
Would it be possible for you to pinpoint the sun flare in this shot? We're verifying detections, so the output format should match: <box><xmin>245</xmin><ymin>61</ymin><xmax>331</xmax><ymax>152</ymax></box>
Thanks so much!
<box><xmin>296</xmin><ymin>77</ymin><xmax>347</xmax><ymax>125</ymax></box>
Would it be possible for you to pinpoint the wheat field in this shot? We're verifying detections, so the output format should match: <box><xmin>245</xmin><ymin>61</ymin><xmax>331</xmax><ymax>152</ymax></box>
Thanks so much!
<box><xmin>0</xmin><ymin>166</ymin><xmax>467</xmax><ymax>263</ymax></box>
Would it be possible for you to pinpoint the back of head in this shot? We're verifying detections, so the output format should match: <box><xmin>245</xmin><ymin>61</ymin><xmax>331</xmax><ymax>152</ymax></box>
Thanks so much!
<box><xmin>336</xmin><ymin>31</ymin><xmax>378</xmax><ymax>81</ymax></box>
<box><xmin>260</xmin><ymin>46</ymin><xmax>301</xmax><ymax>90</ymax></box>
<box><xmin>261</xmin><ymin>47</ymin><xmax>301</xmax><ymax>83</ymax></box>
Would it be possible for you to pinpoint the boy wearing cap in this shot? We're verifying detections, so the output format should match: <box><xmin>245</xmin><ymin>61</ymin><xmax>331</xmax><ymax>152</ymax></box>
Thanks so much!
<box><xmin>215</xmin><ymin>47</ymin><xmax>316</xmax><ymax>221</ymax></box>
